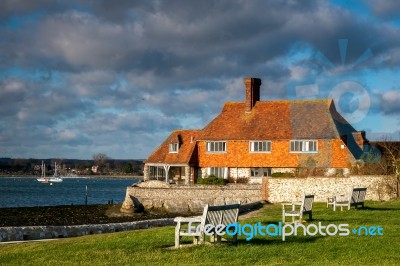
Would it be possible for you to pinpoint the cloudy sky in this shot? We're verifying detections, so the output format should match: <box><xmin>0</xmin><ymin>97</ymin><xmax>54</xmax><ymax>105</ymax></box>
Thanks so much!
<box><xmin>1</xmin><ymin>0</ymin><xmax>400</xmax><ymax>159</ymax></box>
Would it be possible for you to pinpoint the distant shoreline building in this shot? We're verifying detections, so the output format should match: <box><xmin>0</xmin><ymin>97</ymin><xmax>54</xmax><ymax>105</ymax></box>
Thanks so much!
<box><xmin>144</xmin><ymin>77</ymin><xmax>368</xmax><ymax>184</ymax></box>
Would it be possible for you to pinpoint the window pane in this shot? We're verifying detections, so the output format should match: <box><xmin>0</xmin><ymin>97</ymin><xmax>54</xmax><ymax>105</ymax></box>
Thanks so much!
<box><xmin>250</xmin><ymin>141</ymin><xmax>271</xmax><ymax>152</ymax></box>
<box><xmin>210</xmin><ymin>167</ymin><xmax>224</xmax><ymax>178</ymax></box>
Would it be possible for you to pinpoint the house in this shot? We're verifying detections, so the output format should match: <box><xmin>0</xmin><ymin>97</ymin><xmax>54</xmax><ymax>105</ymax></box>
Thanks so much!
<box><xmin>91</xmin><ymin>165</ymin><xmax>99</xmax><ymax>173</ymax></box>
<box><xmin>144</xmin><ymin>77</ymin><xmax>368</xmax><ymax>184</ymax></box>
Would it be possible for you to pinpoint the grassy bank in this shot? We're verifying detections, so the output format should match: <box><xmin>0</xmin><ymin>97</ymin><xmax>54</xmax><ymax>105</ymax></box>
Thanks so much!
<box><xmin>1</xmin><ymin>200</ymin><xmax>399</xmax><ymax>265</ymax></box>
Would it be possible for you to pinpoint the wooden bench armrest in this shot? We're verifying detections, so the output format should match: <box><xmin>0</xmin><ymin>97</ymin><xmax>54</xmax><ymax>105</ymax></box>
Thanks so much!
<box><xmin>282</xmin><ymin>202</ymin><xmax>301</xmax><ymax>212</ymax></box>
<box><xmin>174</xmin><ymin>216</ymin><xmax>202</xmax><ymax>223</ymax></box>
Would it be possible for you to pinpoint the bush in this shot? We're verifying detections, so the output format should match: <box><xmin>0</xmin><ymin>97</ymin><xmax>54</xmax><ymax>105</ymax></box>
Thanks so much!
<box><xmin>271</xmin><ymin>172</ymin><xmax>294</xmax><ymax>178</ymax></box>
<box><xmin>197</xmin><ymin>175</ymin><xmax>227</xmax><ymax>185</ymax></box>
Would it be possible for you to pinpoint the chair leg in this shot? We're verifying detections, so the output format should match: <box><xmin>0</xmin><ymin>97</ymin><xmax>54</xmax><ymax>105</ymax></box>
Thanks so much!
<box><xmin>309</xmin><ymin>212</ymin><xmax>312</xmax><ymax>221</ymax></box>
<box><xmin>175</xmin><ymin>235</ymin><xmax>181</xmax><ymax>248</ymax></box>
<box><xmin>210</xmin><ymin>234</ymin><xmax>215</xmax><ymax>243</ymax></box>
<box><xmin>199</xmin><ymin>233</ymin><xmax>205</xmax><ymax>244</ymax></box>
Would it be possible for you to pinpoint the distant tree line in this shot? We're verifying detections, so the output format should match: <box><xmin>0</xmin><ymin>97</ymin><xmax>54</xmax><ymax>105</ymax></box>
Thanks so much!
<box><xmin>0</xmin><ymin>156</ymin><xmax>144</xmax><ymax>177</ymax></box>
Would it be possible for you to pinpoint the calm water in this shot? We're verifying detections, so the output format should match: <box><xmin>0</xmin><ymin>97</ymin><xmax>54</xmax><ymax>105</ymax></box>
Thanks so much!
<box><xmin>0</xmin><ymin>177</ymin><xmax>140</xmax><ymax>208</ymax></box>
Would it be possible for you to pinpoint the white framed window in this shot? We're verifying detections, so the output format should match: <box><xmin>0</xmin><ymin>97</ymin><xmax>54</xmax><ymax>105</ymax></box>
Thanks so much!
<box><xmin>207</xmin><ymin>167</ymin><xmax>228</xmax><ymax>178</ymax></box>
<box><xmin>249</xmin><ymin>141</ymin><xmax>272</xmax><ymax>153</ymax></box>
<box><xmin>290</xmin><ymin>140</ymin><xmax>318</xmax><ymax>153</ymax></box>
<box><xmin>169</xmin><ymin>143</ymin><xmax>179</xmax><ymax>153</ymax></box>
<box><xmin>250</xmin><ymin>167</ymin><xmax>272</xmax><ymax>177</ymax></box>
<box><xmin>206</xmin><ymin>141</ymin><xmax>226</xmax><ymax>152</ymax></box>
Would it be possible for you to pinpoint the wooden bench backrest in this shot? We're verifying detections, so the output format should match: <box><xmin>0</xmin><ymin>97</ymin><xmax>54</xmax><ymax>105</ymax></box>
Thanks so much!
<box><xmin>350</xmin><ymin>188</ymin><xmax>367</xmax><ymax>203</ymax></box>
<box><xmin>199</xmin><ymin>204</ymin><xmax>210</xmax><ymax>230</ymax></box>
<box><xmin>205</xmin><ymin>203</ymin><xmax>240</xmax><ymax>226</ymax></box>
<box><xmin>301</xmin><ymin>195</ymin><xmax>314</xmax><ymax>213</ymax></box>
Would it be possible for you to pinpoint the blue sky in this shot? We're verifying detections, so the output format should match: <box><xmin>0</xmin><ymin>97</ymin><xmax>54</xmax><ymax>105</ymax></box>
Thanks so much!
<box><xmin>1</xmin><ymin>0</ymin><xmax>400</xmax><ymax>159</ymax></box>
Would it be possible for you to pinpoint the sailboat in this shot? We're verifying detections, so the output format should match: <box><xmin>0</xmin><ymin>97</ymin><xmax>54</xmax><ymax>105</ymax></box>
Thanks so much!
<box><xmin>49</xmin><ymin>162</ymin><xmax>63</xmax><ymax>183</ymax></box>
<box><xmin>37</xmin><ymin>161</ymin><xmax>63</xmax><ymax>183</ymax></box>
<box><xmin>37</xmin><ymin>161</ymin><xmax>49</xmax><ymax>183</ymax></box>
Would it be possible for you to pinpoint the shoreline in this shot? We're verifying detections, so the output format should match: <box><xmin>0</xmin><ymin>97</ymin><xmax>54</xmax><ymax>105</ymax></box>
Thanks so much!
<box><xmin>0</xmin><ymin>204</ymin><xmax>177</xmax><ymax>227</ymax></box>
<box><xmin>0</xmin><ymin>175</ymin><xmax>144</xmax><ymax>179</ymax></box>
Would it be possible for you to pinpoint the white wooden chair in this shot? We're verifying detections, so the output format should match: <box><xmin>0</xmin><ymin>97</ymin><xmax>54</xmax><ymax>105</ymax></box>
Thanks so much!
<box><xmin>174</xmin><ymin>203</ymin><xmax>240</xmax><ymax>248</ymax></box>
<box><xmin>282</xmin><ymin>194</ymin><xmax>314</xmax><ymax>223</ymax></box>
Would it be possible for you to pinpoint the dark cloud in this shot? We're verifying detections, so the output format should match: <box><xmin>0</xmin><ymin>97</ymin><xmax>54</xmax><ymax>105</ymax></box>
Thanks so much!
<box><xmin>367</xmin><ymin>0</ymin><xmax>400</xmax><ymax>19</ymax></box>
<box><xmin>0</xmin><ymin>0</ymin><xmax>400</xmax><ymax>158</ymax></box>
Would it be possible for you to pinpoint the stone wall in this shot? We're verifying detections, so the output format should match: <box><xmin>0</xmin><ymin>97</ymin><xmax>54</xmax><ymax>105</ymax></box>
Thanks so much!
<box><xmin>121</xmin><ymin>181</ymin><xmax>262</xmax><ymax>214</ymax></box>
<box><xmin>0</xmin><ymin>218</ymin><xmax>174</xmax><ymax>242</ymax></box>
<box><xmin>263</xmin><ymin>175</ymin><xmax>397</xmax><ymax>202</ymax></box>
<box><xmin>229</xmin><ymin>168</ymin><xmax>250</xmax><ymax>178</ymax></box>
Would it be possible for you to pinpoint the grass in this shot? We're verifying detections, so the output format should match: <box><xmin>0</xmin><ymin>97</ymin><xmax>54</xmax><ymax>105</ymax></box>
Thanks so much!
<box><xmin>1</xmin><ymin>200</ymin><xmax>400</xmax><ymax>265</ymax></box>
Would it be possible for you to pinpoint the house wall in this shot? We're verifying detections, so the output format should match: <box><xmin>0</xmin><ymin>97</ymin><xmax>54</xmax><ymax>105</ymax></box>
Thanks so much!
<box><xmin>200</xmin><ymin>166</ymin><xmax>350</xmax><ymax>183</ymax></box>
<box><xmin>262</xmin><ymin>175</ymin><xmax>397</xmax><ymax>203</ymax></box>
<box><xmin>197</xmin><ymin>139</ymin><xmax>351</xmax><ymax>168</ymax></box>
<box><xmin>229</xmin><ymin>168</ymin><xmax>250</xmax><ymax>178</ymax></box>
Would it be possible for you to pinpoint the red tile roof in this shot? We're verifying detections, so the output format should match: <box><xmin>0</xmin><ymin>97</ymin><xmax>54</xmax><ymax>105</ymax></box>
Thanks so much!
<box><xmin>145</xmin><ymin>130</ymin><xmax>200</xmax><ymax>164</ymax></box>
<box><xmin>145</xmin><ymin>98</ymin><xmax>360</xmax><ymax>164</ymax></box>
<box><xmin>199</xmin><ymin>99</ymin><xmax>340</xmax><ymax>140</ymax></box>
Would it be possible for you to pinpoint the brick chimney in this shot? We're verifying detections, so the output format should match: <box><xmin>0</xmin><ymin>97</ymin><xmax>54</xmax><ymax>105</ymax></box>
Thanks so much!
<box><xmin>244</xmin><ymin>77</ymin><xmax>261</xmax><ymax>112</ymax></box>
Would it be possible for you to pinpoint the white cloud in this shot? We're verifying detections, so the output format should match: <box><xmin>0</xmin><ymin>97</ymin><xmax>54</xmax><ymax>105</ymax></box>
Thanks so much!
<box><xmin>381</xmin><ymin>90</ymin><xmax>400</xmax><ymax>114</ymax></box>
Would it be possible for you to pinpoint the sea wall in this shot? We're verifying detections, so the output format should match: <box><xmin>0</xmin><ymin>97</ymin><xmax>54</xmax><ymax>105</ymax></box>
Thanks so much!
<box><xmin>121</xmin><ymin>181</ymin><xmax>262</xmax><ymax>214</ymax></box>
<box><xmin>0</xmin><ymin>218</ymin><xmax>173</xmax><ymax>242</ymax></box>
<box><xmin>121</xmin><ymin>176</ymin><xmax>396</xmax><ymax>214</ymax></box>
<box><xmin>262</xmin><ymin>175</ymin><xmax>397</xmax><ymax>202</ymax></box>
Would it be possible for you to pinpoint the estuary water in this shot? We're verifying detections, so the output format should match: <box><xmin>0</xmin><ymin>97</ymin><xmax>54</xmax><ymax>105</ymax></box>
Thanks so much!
<box><xmin>0</xmin><ymin>177</ymin><xmax>140</xmax><ymax>208</ymax></box>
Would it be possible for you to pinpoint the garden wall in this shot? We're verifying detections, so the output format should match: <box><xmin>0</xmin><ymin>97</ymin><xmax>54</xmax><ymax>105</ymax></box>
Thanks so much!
<box><xmin>262</xmin><ymin>175</ymin><xmax>397</xmax><ymax>202</ymax></box>
<box><xmin>121</xmin><ymin>176</ymin><xmax>396</xmax><ymax>215</ymax></box>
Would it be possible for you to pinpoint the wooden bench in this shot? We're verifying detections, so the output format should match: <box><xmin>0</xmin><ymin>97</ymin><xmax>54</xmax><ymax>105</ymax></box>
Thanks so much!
<box><xmin>282</xmin><ymin>194</ymin><xmax>314</xmax><ymax>223</ymax></box>
<box><xmin>174</xmin><ymin>203</ymin><xmax>240</xmax><ymax>248</ymax></box>
<box><xmin>331</xmin><ymin>187</ymin><xmax>367</xmax><ymax>211</ymax></box>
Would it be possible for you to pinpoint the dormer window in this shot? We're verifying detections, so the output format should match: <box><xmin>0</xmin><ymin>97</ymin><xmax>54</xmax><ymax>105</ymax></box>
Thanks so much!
<box><xmin>169</xmin><ymin>143</ymin><xmax>179</xmax><ymax>153</ymax></box>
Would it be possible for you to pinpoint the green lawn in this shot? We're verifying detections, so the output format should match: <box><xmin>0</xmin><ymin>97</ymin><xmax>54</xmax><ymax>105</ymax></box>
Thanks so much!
<box><xmin>1</xmin><ymin>200</ymin><xmax>400</xmax><ymax>266</ymax></box>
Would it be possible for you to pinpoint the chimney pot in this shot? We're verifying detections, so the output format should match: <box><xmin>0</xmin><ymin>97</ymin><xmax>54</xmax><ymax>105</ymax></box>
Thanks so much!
<box><xmin>244</xmin><ymin>77</ymin><xmax>261</xmax><ymax>112</ymax></box>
